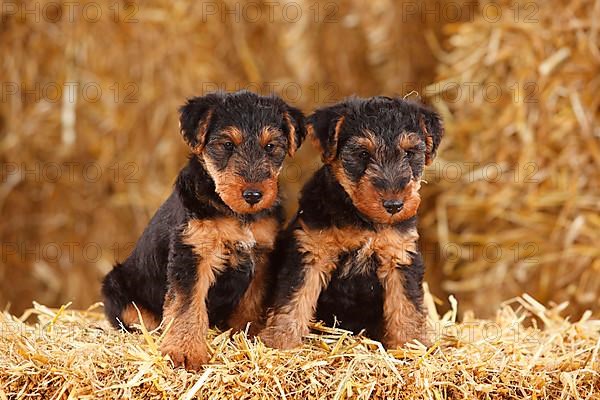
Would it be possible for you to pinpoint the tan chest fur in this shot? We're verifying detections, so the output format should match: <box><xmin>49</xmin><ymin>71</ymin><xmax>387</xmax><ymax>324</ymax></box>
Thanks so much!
<box><xmin>182</xmin><ymin>216</ymin><xmax>278</xmax><ymax>274</ymax></box>
<box><xmin>294</xmin><ymin>220</ymin><xmax>419</xmax><ymax>281</ymax></box>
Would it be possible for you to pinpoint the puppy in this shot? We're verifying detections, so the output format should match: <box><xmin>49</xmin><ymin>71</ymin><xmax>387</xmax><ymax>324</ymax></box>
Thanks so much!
<box><xmin>260</xmin><ymin>96</ymin><xmax>442</xmax><ymax>350</ymax></box>
<box><xmin>102</xmin><ymin>91</ymin><xmax>306</xmax><ymax>369</ymax></box>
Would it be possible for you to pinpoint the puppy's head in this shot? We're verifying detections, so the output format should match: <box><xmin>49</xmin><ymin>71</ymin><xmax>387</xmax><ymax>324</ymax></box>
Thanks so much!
<box><xmin>309</xmin><ymin>96</ymin><xmax>443</xmax><ymax>224</ymax></box>
<box><xmin>179</xmin><ymin>91</ymin><xmax>306</xmax><ymax>214</ymax></box>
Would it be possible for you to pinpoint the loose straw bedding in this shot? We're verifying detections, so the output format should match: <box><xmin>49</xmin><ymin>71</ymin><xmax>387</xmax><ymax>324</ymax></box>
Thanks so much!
<box><xmin>1</xmin><ymin>293</ymin><xmax>598</xmax><ymax>399</ymax></box>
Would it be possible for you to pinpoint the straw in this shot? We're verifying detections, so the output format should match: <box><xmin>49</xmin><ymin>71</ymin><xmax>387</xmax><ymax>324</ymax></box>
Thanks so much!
<box><xmin>419</xmin><ymin>0</ymin><xmax>600</xmax><ymax>318</ymax></box>
<box><xmin>1</xmin><ymin>295</ymin><xmax>598</xmax><ymax>399</ymax></box>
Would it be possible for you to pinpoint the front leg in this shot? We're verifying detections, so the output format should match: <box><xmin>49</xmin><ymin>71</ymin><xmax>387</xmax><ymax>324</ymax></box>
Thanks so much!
<box><xmin>160</xmin><ymin>284</ymin><xmax>211</xmax><ymax>370</ymax></box>
<box><xmin>259</xmin><ymin>230</ymin><xmax>335</xmax><ymax>349</ymax></box>
<box><xmin>259</xmin><ymin>265</ymin><xmax>324</xmax><ymax>349</ymax></box>
<box><xmin>378</xmin><ymin>252</ymin><xmax>428</xmax><ymax>349</ymax></box>
<box><xmin>160</xmin><ymin>221</ymin><xmax>226</xmax><ymax>370</ymax></box>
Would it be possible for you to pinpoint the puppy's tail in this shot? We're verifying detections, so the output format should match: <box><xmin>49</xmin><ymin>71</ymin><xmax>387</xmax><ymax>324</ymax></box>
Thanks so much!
<box><xmin>102</xmin><ymin>264</ymin><xmax>131</xmax><ymax>329</ymax></box>
<box><xmin>101</xmin><ymin>264</ymin><xmax>160</xmax><ymax>331</ymax></box>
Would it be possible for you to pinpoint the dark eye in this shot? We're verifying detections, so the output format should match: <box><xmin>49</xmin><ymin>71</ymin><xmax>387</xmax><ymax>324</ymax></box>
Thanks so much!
<box><xmin>265</xmin><ymin>143</ymin><xmax>275</xmax><ymax>153</ymax></box>
<box><xmin>359</xmin><ymin>150</ymin><xmax>371</xmax><ymax>161</ymax></box>
<box><xmin>223</xmin><ymin>141</ymin><xmax>234</xmax><ymax>151</ymax></box>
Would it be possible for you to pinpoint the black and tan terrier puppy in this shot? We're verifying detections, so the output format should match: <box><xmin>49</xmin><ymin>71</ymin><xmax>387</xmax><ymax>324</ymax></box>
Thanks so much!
<box><xmin>260</xmin><ymin>96</ymin><xmax>443</xmax><ymax>350</ymax></box>
<box><xmin>102</xmin><ymin>91</ymin><xmax>305</xmax><ymax>369</ymax></box>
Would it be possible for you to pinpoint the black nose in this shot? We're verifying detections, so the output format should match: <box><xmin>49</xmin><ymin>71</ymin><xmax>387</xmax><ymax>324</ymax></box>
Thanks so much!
<box><xmin>383</xmin><ymin>200</ymin><xmax>404</xmax><ymax>215</ymax></box>
<box><xmin>242</xmin><ymin>189</ymin><xmax>263</xmax><ymax>205</ymax></box>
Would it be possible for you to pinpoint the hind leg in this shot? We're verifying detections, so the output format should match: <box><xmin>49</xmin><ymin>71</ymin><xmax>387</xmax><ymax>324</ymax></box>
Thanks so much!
<box><xmin>102</xmin><ymin>265</ymin><xmax>161</xmax><ymax>331</ymax></box>
<box><xmin>120</xmin><ymin>303</ymin><xmax>161</xmax><ymax>331</ymax></box>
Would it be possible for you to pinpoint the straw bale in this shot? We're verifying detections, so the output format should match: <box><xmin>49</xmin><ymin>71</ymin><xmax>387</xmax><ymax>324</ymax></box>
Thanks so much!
<box><xmin>0</xmin><ymin>294</ymin><xmax>598</xmax><ymax>399</ymax></box>
<box><xmin>420</xmin><ymin>0</ymin><xmax>600</xmax><ymax>317</ymax></box>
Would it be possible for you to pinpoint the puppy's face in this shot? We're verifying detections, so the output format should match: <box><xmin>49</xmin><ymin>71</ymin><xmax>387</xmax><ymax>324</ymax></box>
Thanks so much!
<box><xmin>179</xmin><ymin>91</ymin><xmax>305</xmax><ymax>214</ymax></box>
<box><xmin>310</xmin><ymin>97</ymin><xmax>443</xmax><ymax>224</ymax></box>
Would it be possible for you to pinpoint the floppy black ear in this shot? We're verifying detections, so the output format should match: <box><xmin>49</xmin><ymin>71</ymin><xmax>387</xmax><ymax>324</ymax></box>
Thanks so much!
<box><xmin>281</xmin><ymin>105</ymin><xmax>306</xmax><ymax>157</ymax></box>
<box><xmin>179</xmin><ymin>93</ymin><xmax>222</xmax><ymax>154</ymax></box>
<box><xmin>307</xmin><ymin>105</ymin><xmax>346</xmax><ymax>163</ymax></box>
<box><xmin>417</xmin><ymin>105</ymin><xmax>444</xmax><ymax>165</ymax></box>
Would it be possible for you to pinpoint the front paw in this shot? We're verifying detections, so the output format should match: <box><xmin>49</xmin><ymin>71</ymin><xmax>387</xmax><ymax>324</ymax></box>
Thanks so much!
<box><xmin>385</xmin><ymin>331</ymin><xmax>431</xmax><ymax>350</ymax></box>
<box><xmin>161</xmin><ymin>338</ymin><xmax>209</xmax><ymax>371</ymax></box>
<box><xmin>259</xmin><ymin>325</ymin><xmax>303</xmax><ymax>349</ymax></box>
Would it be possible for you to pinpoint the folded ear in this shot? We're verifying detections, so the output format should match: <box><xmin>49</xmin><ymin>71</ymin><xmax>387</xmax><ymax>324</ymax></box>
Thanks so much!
<box><xmin>179</xmin><ymin>94</ymin><xmax>222</xmax><ymax>154</ymax></box>
<box><xmin>417</xmin><ymin>105</ymin><xmax>444</xmax><ymax>165</ymax></box>
<box><xmin>307</xmin><ymin>105</ymin><xmax>346</xmax><ymax>163</ymax></box>
<box><xmin>281</xmin><ymin>105</ymin><xmax>307</xmax><ymax>157</ymax></box>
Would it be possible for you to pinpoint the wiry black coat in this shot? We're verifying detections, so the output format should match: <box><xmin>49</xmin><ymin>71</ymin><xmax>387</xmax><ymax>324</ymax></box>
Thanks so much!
<box><xmin>263</xmin><ymin>96</ymin><xmax>443</xmax><ymax>346</ymax></box>
<box><xmin>102</xmin><ymin>156</ymin><xmax>283</xmax><ymax>330</ymax></box>
<box><xmin>102</xmin><ymin>91</ymin><xmax>305</xmax><ymax>337</ymax></box>
<box><xmin>268</xmin><ymin>167</ymin><xmax>423</xmax><ymax>340</ymax></box>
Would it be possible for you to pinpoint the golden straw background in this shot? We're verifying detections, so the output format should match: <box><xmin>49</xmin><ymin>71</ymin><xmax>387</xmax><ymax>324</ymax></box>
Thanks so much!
<box><xmin>1</xmin><ymin>0</ymin><xmax>599</xmax><ymax>321</ymax></box>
